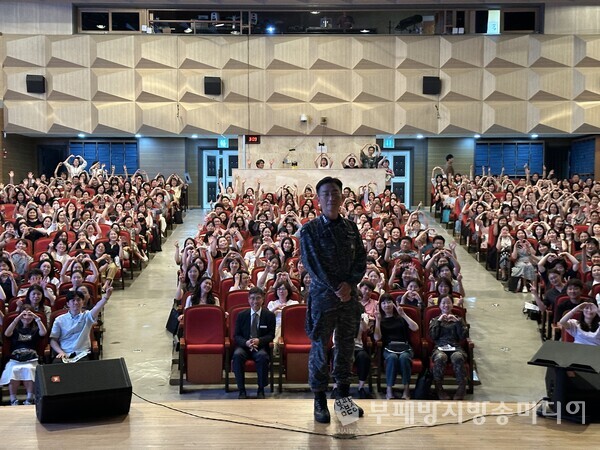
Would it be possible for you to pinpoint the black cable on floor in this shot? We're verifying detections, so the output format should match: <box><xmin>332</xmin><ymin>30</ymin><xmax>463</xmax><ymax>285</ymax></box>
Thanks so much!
<box><xmin>131</xmin><ymin>392</ymin><xmax>545</xmax><ymax>440</ymax></box>
<box><xmin>131</xmin><ymin>392</ymin><xmax>331</xmax><ymax>437</ymax></box>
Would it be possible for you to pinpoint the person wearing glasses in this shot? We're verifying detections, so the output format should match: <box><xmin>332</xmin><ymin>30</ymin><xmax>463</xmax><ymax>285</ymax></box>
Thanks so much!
<box><xmin>267</xmin><ymin>275</ymin><xmax>299</xmax><ymax>349</ymax></box>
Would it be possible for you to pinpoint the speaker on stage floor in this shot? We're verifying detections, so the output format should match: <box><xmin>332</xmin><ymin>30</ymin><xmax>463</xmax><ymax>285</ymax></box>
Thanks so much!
<box><xmin>35</xmin><ymin>358</ymin><xmax>132</xmax><ymax>423</ymax></box>
<box><xmin>528</xmin><ymin>341</ymin><xmax>600</xmax><ymax>423</ymax></box>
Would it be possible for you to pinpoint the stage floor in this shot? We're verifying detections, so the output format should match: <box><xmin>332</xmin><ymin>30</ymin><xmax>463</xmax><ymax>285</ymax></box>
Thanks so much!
<box><xmin>3</xmin><ymin>399</ymin><xmax>599</xmax><ymax>448</ymax></box>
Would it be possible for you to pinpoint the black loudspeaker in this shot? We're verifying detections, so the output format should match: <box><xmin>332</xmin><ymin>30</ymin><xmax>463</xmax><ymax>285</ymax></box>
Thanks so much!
<box><xmin>35</xmin><ymin>358</ymin><xmax>132</xmax><ymax>423</ymax></box>
<box><xmin>204</xmin><ymin>76</ymin><xmax>222</xmax><ymax>95</ymax></box>
<box><xmin>422</xmin><ymin>76</ymin><xmax>441</xmax><ymax>95</ymax></box>
<box><xmin>26</xmin><ymin>74</ymin><xmax>46</xmax><ymax>94</ymax></box>
<box><xmin>528</xmin><ymin>341</ymin><xmax>600</xmax><ymax>423</ymax></box>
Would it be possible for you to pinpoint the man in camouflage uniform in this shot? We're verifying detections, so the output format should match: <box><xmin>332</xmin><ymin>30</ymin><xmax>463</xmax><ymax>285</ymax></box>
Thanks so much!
<box><xmin>300</xmin><ymin>177</ymin><xmax>367</xmax><ymax>423</ymax></box>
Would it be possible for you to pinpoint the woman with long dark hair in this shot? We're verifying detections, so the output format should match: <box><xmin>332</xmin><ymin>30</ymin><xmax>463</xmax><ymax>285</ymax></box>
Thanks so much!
<box><xmin>374</xmin><ymin>293</ymin><xmax>419</xmax><ymax>400</ymax></box>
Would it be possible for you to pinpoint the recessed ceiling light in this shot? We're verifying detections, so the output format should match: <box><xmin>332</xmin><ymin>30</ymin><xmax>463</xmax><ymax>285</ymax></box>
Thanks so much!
<box><xmin>77</xmin><ymin>133</ymin><xmax>86</xmax><ymax>138</ymax></box>
<box><xmin>474</xmin><ymin>134</ymin><xmax>481</xmax><ymax>139</ymax></box>
<box><xmin>360</xmin><ymin>29</ymin><xmax>370</xmax><ymax>33</ymax></box>
<box><xmin>191</xmin><ymin>134</ymin><xmax>198</xmax><ymax>139</ymax></box>
<box><xmin>310</xmin><ymin>11</ymin><xmax>320</xmax><ymax>15</ymax></box>
<box><xmin>416</xmin><ymin>134</ymin><xmax>424</xmax><ymax>139</ymax></box>
<box><xmin>135</xmin><ymin>134</ymin><xmax>142</xmax><ymax>138</ymax></box>
<box><xmin>531</xmin><ymin>133</ymin><xmax>539</xmax><ymax>139</ymax></box>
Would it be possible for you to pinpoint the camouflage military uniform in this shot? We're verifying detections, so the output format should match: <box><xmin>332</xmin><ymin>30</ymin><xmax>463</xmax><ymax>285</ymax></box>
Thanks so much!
<box><xmin>301</xmin><ymin>214</ymin><xmax>366</xmax><ymax>392</ymax></box>
<box><xmin>429</xmin><ymin>316</ymin><xmax>468</xmax><ymax>382</ymax></box>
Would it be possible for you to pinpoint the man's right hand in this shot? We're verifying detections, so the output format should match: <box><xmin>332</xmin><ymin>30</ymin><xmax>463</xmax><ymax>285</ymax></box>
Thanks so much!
<box><xmin>335</xmin><ymin>282</ymin><xmax>352</xmax><ymax>302</ymax></box>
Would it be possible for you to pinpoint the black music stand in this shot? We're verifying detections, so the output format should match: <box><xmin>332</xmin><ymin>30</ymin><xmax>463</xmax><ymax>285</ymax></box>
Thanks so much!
<box><xmin>528</xmin><ymin>341</ymin><xmax>600</xmax><ymax>423</ymax></box>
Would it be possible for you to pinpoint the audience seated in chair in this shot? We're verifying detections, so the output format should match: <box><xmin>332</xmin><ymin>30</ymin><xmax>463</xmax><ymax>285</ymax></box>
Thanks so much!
<box><xmin>429</xmin><ymin>296</ymin><xmax>469</xmax><ymax>400</ymax></box>
<box><xmin>49</xmin><ymin>286</ymin><xmax>112</xmax><ymax>363</ymax></box>
<box><xmin>232</xmin><ymin>287</ymin><xmax>275</xmax><ymax>399</ymax></box>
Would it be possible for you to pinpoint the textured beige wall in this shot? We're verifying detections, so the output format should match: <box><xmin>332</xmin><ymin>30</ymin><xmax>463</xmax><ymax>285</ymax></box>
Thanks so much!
<box><xmin>545</xmin><ymin>6</ymin><xmax>600</xmax><ymax>34</ymax></box>
<box><xmin>0</xmin><ymin>1</ymin><xmax>73</xmax><ymax>35</ymax></box>
<box><xmin>4</xmin><ymin>34</ymin><xmax>600</xmax><ymax>137</ymax></box>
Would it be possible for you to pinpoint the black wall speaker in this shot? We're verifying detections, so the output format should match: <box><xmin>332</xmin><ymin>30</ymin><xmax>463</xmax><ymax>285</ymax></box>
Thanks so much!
<box><xmin>35</xmin><ymin>358</ymin><xmax>132</xmax><ymax>423</ymax></box>
<box><xmin>422</xmin><ymin>76</ymin><xmax>441</xmax><ymax>95</ymax></box>
<box><xmin>26</xmin><ymin>74</ymin><xmax>46</xmax><ymax>94</ymax></box>
<box><xmin>204</xmin><ymin>76</ymin><xmax>222</xmax><ymax>95</ymax></box>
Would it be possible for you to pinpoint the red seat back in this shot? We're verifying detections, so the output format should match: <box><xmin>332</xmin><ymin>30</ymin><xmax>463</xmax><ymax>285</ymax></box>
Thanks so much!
<box><xmin>280</xmin><ymin>304</ymin><xmax>309</xmax><ymax>347</ymax></box>
<box><xmin>34</xmin><ymin>237</ymin><xmax>53</xmax><ymax>255</ymax></box>
<box><xmin>560</xmin><ymin>311</ymin><xmax>581</xmax><ymax>343</ymax></box>
<box><xmin>183</xmin><ymin>305</ymin><xmax>226</xmax><ymax>346</ymax></box>
<box><xmin>226</xmin><ymin>290</ymin><xmax>249</xmax><ymax>314</ymax></box>
<box><xmin>1</xmin><ymin>204</ymin><xmax>16</xmax><ymax>220</ymax></box>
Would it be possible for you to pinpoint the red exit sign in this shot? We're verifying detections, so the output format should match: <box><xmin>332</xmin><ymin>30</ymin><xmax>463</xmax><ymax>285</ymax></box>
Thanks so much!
<box><xmin>245</xmin><ymin>135</ymin><xmax>261</xmax><ymax>144</ymax></box>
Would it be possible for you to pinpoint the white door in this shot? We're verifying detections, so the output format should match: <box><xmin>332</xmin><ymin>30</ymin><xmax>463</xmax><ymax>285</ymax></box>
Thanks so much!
<box><xmin>381</xmin><ymin>150</ymin><xmax>411</xmax><ymax>207</ymax></box>
<box><xmin>201</xmin><ymin>150</ymin><xmax>238</xmax><ymax>209</ymax></box>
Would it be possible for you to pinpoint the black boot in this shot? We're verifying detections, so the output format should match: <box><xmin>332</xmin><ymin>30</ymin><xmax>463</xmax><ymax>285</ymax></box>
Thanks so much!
<box><xmin>314</xmin><ymin>392</ymin><xmax>330</xmax><ymax>424</ymax></box>
<box><xmin>335</xmin><ymin>384</ymin><xmax>364</xmax><ymax>418</ymax></box>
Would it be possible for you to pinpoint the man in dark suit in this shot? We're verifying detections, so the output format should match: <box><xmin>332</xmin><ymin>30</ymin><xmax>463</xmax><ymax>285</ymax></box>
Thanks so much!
<box><xmin>233</xmin><ymin>287</ymin><xmax>276</xmax><ymax>399</ymax></box>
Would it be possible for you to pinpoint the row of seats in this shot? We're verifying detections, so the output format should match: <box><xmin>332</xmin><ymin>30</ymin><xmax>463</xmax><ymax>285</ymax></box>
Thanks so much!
<box><xmin>179</xmin><ymin>301</ymin><xmax>475</xmax><ymax>395</ymax></box>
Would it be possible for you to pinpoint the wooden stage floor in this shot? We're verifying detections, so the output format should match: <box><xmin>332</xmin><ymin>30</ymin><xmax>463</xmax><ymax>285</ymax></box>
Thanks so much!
<box><xmin>2</xmin><ymin>399</ymin><xmax>599</xmax><ymax>448</ymax></box>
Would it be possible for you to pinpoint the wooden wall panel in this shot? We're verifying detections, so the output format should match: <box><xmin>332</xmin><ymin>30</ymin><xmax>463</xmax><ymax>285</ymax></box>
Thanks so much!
<box><xmin>184</xmin><ymin>139</ymin><xmax>200</xmax><ymax>207</ymax></box>
<box><xmin>351</xmin><ymin>37</ymin><xmax>396</xmax><ymax>69</ymax></box>
<box><xmin>1</xmin><ymin>133</ymin><xmax>38</xmax><ymax>184</ymax></box>
<box><xmin>545</xmin><ymin>6</ymin><xmax>600</xmax><ymax>35</ymax></box>
<box><xmin>95</xmin><ymin>102</ymin><xmax>140</xmax><ymax>134</ymax></box>
<box><xmin>138</xmin><ymin>137</ymin><xmax>185</xmax><ymax>179</ymax></box>
<box><xmin>48</xmin><ymin>101</ymin><xmax>93</xmax><ymax>133</ymax></box>
<box><xmin>47</xmin><ymin>68</ymin><xmax>91</xmax><ymax>101</ymax></box>
<box><xmin>427</xmin><ymin>137</ymin><xmax>474</xmax><ymax>181</ymax></box>
<box><xmin>3</xmin><ymin>34</ymin><xmax>600</xmax><ymax>136</ymax></box>
<box><xmin>0</xmin><ymin>1</ymin><xmax>72</xmax><ymax>35</ymax></box>
<box><xmin>4</xmin><ymin>100</ymin><xmax>49</xmax><ymax>133</ymax></box>
<box><xmin>49</xmin><ymin>36</ymin><xmax>91</xmax><ymax>68</ymax></box>
<box><xmin>92</xmin><ymin>68</ymin><xmax>137</xmax><ymax>102</ymax></box>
